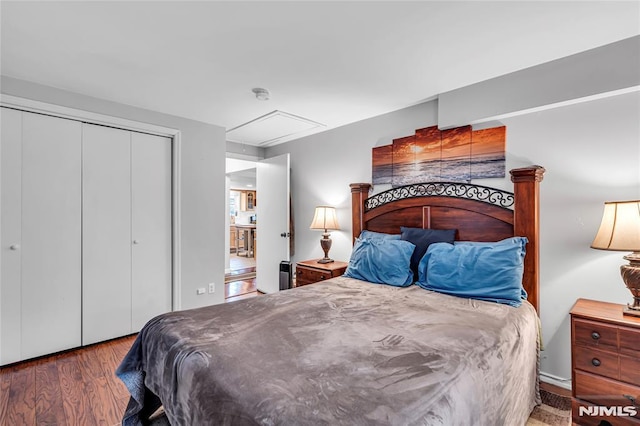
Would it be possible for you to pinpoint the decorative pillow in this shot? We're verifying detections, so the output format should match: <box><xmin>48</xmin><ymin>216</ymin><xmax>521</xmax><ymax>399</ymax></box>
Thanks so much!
<box><xmin>344</xmin><ymin>238</ymin><xmax>415</xmax><ymax>286</ymax></box>
<box><xmin>400</xmin><ymin>227</ymin><xmax>456</xmax><ymax>282</ymax></box>
<box><xmin>417</xmin><ymin>237</ymin><xmax>528</xmax><ymax>307</ymax></box>
<box><xmin>359</xmin><ymin>230</ymin><xmax>401</xmax><ymax>240</ymax></box>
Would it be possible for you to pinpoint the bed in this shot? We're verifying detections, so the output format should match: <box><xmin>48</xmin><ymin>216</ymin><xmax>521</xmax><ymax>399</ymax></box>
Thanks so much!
<box><xmin>117</xmin><ymin>166</ymin><xmax>545</xmax><ymax>426</ymax></box>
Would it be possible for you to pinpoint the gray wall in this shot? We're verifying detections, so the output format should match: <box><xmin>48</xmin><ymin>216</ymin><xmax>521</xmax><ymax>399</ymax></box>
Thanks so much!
<box><xmin>266</xmin><ymin>47</ymin><xmax>640</xmax><ymax>383</ymax></box>
<box><xmin>500</xmin><ymin>91</ymin><xmax>640</xmax><ymax>380</ymax></box>
<box><xmin>439</xmin><ymin>36</ymin><xmax>640</xmax><ymax>129</ymax></box>
<box><xmin>226</xmin><ymin>140</ymin><xmax>265</xmax><ymax>160</ymax></box>
<box><xmin>1</xmin><ymin>76</ymin><xmax>227</xmax><ymax>309</ymax></box>
<box><xmin>267</xmin><ymin>101</ymin><xmax>438</xmax><ymax>264</ymax></box>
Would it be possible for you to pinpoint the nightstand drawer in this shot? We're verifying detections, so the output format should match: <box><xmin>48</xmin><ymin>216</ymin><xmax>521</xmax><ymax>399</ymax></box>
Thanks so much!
<box><xmin>296</xmin><ymin>267</ymin><xmax>330</xmax><ymax>286</ymax></box>
<box><xmin>620</xmin><ymin>355</ymin><xmax>640</xmax><ymax>386</ymax></box>
<box><xmin>574</xmin><ymin>346</ymin><xmax>619</xmax><ymax>380</ymax></box>
<box><xmin>295</xmin><ymin>260</ymin><xmax>348</xmax><ymax>287</ymax></box>
<box><xmin>575</xmin><ymin>370</ymin><xmax>640</xmax><ymax>416</ymax></box>
<box><xmin>574</xmin><ymin>318</ymin><xmax>618</xmax><ymax>351</ymax></box>
<box><xmin>620</xmin><ymin>326</ymin><xmax>640</xmax><ymax>353</ymax></box>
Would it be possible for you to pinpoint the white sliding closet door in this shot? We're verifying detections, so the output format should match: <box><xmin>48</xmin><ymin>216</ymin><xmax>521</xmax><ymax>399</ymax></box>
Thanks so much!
<box><xmin>1</xmin><ymin>109</ymin><xmax>82</xmax><ymax>364</ymax></box>
<box><xmin>82</xmin><ymin>124</ymin><xmax>132</xmax><ymax>345</ymax></box>
<box><xmin>1</xmin><ymin>108</ymin><xmax>24</xmax><ymax>364</ymax></box>
<box><xmin>131</xmin><ymin>132</ymin><xmax>172</xmax><ymax>331</ymax></box>
<box><xmin>22</xmin><ymin>113</ymin><xmax>82</xmax><ymax>358</ymax></box>
<box><xmin>1</xmin><ymin>107</ymin><xmax>173</xmax><ymax>363</ymax></box>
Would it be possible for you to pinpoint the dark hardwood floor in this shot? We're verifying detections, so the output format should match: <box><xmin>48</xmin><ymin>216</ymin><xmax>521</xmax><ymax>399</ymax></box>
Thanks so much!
<box><xmin>225</xmin><ymin>266</ymin><xmax>258</xmax><ymax>302</ymax></box>
<box><xmin>0</xmin><ymin>277</ymin><xmax>257</xmax><ymax>425</ymax></box>
<box><xmin>0</xmin><ymin>334</ymin><xmax>136</xmax><ymax>425</ymax></box>
<box><xmin>225</xmin><ymin>278</ymin><xmax>258</xmax><ymax>302</ymax></box>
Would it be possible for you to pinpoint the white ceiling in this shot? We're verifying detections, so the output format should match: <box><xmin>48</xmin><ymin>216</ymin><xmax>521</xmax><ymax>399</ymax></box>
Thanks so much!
<box><xmin>226</xmin><ymin>158</ymin><xmax>256</xmax><ymax>189</ymax></box>
<box><xmin>228</xmin><ymin>168</ymin><xmax>257</xmax><ymax>190</ymax></box>
<box><xmin>2</xmin><ymin>1</ymin><xmax>639</xmax><ymax>146</ymax></box>
<box><xmin>226</xmin><ymin>158</ymin><xmax>257</xmax><ymax>174</ymax></box>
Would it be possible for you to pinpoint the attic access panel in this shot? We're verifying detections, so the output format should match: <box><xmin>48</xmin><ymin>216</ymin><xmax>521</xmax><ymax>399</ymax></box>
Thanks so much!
<box><xmin>226</xmin><ymin>110</ymin><xmax>325</xmax><ymax>147</ymax></box>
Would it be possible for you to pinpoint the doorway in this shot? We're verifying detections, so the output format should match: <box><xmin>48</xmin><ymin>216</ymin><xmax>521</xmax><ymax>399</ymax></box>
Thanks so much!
<box><xmin>224</xmin><ymin>153</ymin><xmax>291</xmax><ymax>299</ymax></box>
<box><xmin>225</xmin><ymin>158</ymin><xmax>258</xmax><ymax>301</ymax></box>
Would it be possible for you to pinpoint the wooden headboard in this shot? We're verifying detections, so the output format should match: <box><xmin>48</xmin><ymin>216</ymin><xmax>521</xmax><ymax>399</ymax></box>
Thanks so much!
<box><xmin>350</xmin><ymin>166</ymin><xmax>545</xmax><ymax>313</ymax></box>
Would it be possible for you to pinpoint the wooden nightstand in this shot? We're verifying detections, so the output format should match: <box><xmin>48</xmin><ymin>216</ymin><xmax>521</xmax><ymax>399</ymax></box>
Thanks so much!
<box><xmin>570</xmin><ymin>298</ymin><xmax>640</xmax><ymax>426</ymax></box>
<box><xmin>295</xmin><ymin>259</ymin><xmax>348</xmax><ymax>287</ymax></box>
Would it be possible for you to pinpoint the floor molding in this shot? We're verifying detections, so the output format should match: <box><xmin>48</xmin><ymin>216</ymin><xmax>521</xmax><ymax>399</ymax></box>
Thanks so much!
<box><xmin>540</xmin><ymin>372</ymin><xmax>572</xmax><ymax>391</ymax></box>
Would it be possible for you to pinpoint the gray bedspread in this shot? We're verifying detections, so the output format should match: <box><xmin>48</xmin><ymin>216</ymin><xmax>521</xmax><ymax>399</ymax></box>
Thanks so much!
<box><xmin>117</xmin><ymin>276</ymin><xmax>540</xmax><ymax>426</ymax></box>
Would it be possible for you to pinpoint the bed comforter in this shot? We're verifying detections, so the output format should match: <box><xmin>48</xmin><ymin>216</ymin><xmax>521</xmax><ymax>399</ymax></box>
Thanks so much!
<box><xmin>117</xmin><ymin>276</ymin><xmax>540</xmax><ymax>426</ymax></box>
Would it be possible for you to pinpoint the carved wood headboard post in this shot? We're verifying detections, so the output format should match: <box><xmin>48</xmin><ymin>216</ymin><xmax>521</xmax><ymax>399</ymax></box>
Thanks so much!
<box><xmin>350</xmin><ymin>183</ymin><xmax>371</xmax><ymax>243</ymax></box>
<box><xmin>510</xmin><ymin>166</ymin><xmax>546</xmax><ymax>314</ymax></box>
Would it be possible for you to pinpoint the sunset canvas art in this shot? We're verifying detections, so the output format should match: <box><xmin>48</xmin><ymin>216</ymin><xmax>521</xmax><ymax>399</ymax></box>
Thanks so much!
<box><xmin>372</xmin><ymin>125</ymin><xmax>506</xmax><ymax>186</ymax></box>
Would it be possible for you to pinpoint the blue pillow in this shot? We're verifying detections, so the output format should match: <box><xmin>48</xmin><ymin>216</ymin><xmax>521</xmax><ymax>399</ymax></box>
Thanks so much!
<box><xmin>344</xmin><ymin>238</ymin><xmax>415</xmax><ymax>286</ymax></box>
<box><xmin>359</xmin><ymin>230</ymin><xmax>401</xmax><ymax>240</ymax></box>
<box><xmin>400</xmin><ymin>227</ymin><xmax>456</xmax><ymax>282</ymax></box>
<box><xmin>416</xmin><ymin>237</ymin><xmax>528</xmax><ymax>307</ymax></box>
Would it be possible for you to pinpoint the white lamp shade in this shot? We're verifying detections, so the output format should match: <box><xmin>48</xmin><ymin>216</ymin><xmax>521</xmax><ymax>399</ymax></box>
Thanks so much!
<box><xmin>310</xmin><ymin>206</ymin><xmax>340</xmax><ymax>231</ymax></box>
<box><xmin>591</xmin><ymin>200</ymin><xmax>640</xmax><ymax>251</ymax></box>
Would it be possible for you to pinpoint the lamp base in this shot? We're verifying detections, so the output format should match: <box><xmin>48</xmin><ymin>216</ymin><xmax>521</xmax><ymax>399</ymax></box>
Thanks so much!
<box><xmin>621</xmin><ymin>252</ymin><xmax>640</xmax><ymax>317</ymax></box>
<box><xmin>623</xmin><ymin>306</ymin><xmax>640</xmax><ymax>317</ymax></box>
<box><xmin>318</xmin><ymin>232</ymin><xmax>334</xmax><ymax>265</ymax></box>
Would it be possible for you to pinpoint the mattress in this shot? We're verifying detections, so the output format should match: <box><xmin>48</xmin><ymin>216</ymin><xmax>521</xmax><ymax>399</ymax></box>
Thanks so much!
<box><xmin>117</xmin><ymin>276</ymin><xmax>540</xmax><ymax>425</ymax></box>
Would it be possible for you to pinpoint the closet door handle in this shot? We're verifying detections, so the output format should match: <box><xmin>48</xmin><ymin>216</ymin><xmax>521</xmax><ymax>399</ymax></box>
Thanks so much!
<box><xmin>9</xmin><ymin>244</ymin><xmax>20</xmax><ymax>251</ymax></box>
<box><xmin>133</xmin><ymin>240</ymin><xmax>140</xmax><ymax>245</ymax></box>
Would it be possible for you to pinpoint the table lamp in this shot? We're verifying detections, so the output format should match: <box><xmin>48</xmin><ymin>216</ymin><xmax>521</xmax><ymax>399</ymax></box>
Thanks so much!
<box><xmin>591</xmin><ymin>200</ymin><xmax>640</xmax><ymax>317</ymax></box>
<box><xmin>310</xmin><ymin>206</ymin><xmax>340</xmax><ymax>264</ymax></box>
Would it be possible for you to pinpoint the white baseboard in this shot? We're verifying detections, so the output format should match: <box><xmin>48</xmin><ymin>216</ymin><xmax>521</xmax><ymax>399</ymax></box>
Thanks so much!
<box><xmin>540</xmin><ymin>371</ymin><xmax>572</xmax><ymax>390</ymax></box>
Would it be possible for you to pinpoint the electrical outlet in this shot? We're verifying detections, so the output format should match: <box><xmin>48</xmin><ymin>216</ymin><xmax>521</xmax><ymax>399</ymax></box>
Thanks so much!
<box><xmin>208</xmin><ymin>283</ymin><xmax>215</xmax><ymax>293</ymax></box>
<box><xmin>196</xmin><ymin>287</ymin><xmax>206</xmax><ymax>295</ymax></box>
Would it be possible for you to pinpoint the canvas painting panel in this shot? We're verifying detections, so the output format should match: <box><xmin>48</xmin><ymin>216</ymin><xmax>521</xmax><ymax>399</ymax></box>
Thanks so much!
<box><xmin>471</xmin><ymin>126</ymin><xmax>506</xmax><ymax>179</ymax></box>
<box><xmin>414</xmin><ymin>126</ymin><xmax>441</xmax><ymax>183</ymax></box>
<box><xmin>392</xmin><ymin>135</ymin><xmax>419</xmax><ymax>187</ymax></box>
<box><xmin>372</xmin><ymin>145</ymin><xmax>393</xmax><ymax>185</ymax></box>
<box><xmin>440</xmin><ymin>125</ymin><xmax>471</xmax><ymax>182</ymax></box>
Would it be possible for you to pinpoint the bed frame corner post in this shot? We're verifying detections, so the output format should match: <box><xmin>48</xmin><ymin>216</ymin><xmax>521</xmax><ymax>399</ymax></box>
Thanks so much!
<box><xmin>350</xmin><ymin>183</ymin><xmax>371</xmax><ymax>244</ymax></box>
<box><xmin>510</xmin><ymin>166</ymin><xmax>545</xmax><ymax>313</ymax></box>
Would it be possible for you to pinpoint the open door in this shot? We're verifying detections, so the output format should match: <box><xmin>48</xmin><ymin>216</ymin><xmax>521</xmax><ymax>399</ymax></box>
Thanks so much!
<box><xmin>256</xmin><ymin>153</ymin><xmax>290</xmax><ymax>293</ymax></box>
